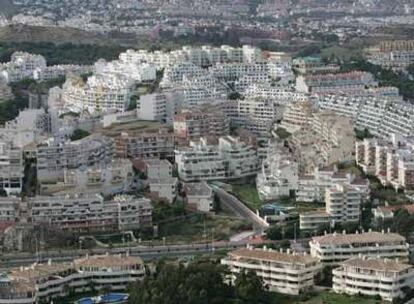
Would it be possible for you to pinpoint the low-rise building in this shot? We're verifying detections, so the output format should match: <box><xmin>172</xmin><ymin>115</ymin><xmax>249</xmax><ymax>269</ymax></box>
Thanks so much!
<box><xmin>0</xmin><ymin>254</ymin><xmax>145</xmax><ymax>304</ymax></box>
<box><xmin>310</xmin><ymin>231</ymin><xmax>409</xmax><ymax>265</ymax></box>
<box><xmin>148</xmin><ymin>177</ymin><xmax>178</xmax><ymax>204</ymax></box>
<box><xmin>221</xmin><ymin>247</ymin><xmax>322</xmax><ymax>295</ymax></box>
<box><xmin>184</xmin><ymin>182</ymin><xmax>214</xmax><ymax>212</ymax></box>
<box><xmin>333</xmin><ymin>257</ymin><xmax>414</xmax><ymax>302</ymax></box>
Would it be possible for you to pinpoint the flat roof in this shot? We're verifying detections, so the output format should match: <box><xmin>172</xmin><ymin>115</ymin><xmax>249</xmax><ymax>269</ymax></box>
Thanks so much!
<box><xmin>75</xmin><ymin>254</ymin><xmax>143</xmax><ymax>269</ymax></box>
<box><xmin>229</xmin><ymin>248</ymin><xmax>318</xmax><ymax>265</ymax></box>
<box><xmin>312</xmin><ymin>231</ymin><xmax>406</xmax><ymax>246</ymax></box>
<box><xmin>342</xmin><ymin>258</ymin><xmax>413</xmax><ymax>273</ymax></box>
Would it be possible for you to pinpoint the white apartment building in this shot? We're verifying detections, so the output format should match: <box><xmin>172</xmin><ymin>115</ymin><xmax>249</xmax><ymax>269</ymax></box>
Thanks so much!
<box><xmin>0</xmin><ymin>52</ymin><xmax>46</xmax><ymax>83</ymax></box>
<box><xmin>61</xmin><ymin>75</ymin><xmax>133</xmax><ymax>114</ymax></box>
<box><xmin>221</xmin><ymin>247</ymin><xmax>322</xmax><ymax>295</ymax></box>
<box><xmin>143</xmin><ymin>159</ymin><xmax>173</xmax><ymax>179</ymax></box>
<box><xmin>36</xmin><ymin>134</ymin><xmax>115</xmax><ymax>183</ymax></box>
<box><xmin>137</xmin><ymin>92</ymin><xmax>180</xmax><ymax>123</ymax></box>
<box><xmin>296</xmin><ymin>71</ymin><xmax>377</xmax><ymax>95</ymax></box>
<box><xmin>41</xmin><ymin>158</ymin><xmax>135</xmax><ymax>196</ymax></box>
<box><xmin>256</xmin><ymin>141</ymin><xmax>299</xmax><ymax>201</ymax></box>
<box><xmin>279</xmin><ymin>100</ymin><xmax>315</xmax><ymax>133</ymax></box>
<box><xmin>333</xmin><ymin>257</ymin><xmax>414</xmax><ymax>302</ymax></box>
<box><xmin>325</xmin><ymin>184</ymin><xmax>361</xmax><ymax>224</ymax></box>
<box><xmin>300</xmin><ymin>183</ymin><xmax>362</xmax><ymax>230</ymax></box>
<box><xmin>317</xmin><ymin>94</ymin><xmax>414</xmax><ymax>139</ymax></box>
<box><xmin>28</xmin><ymin>194</ymin><xmax>152</xmax><ymax>232</ymax></box>
<box><xmin>356</xmin><ymin>135</ymin><xmax>414</xmax><ymax>191</ymax></box>
<box><xmin>286</xmin><ymin>109</ymin><xmax>356</xmax><ymax>173</ymax></box>
<box><xmin>310</xmin><ymin>231</ymin><xmax>409</xmax><ymax>265</ymax></box>
<box><xmin>222</xmin><ymin>97</ymin><xmax>282</xmax><ymax>136</ymax></box>
<box><xmin>148</xmin><ymin>177</ymin><xmax>178</xmax><ymax>204</ymax></box>
<box><xmin>0</xmin><ymin>254</ymin><xmax>145</xmax><ymax>304</ymax></box>
<box><xmin>185</xmin><ymin>182</ymin><xmax>214</xmax><ymax>213</ymax></box>
<box><xmin>0</xmin><ymin>137</ymin><xmax>24</xmax><ymax>195</ymax></box>
<box><xmin>175</xmin><ymin>136</ymin><xmax>258</xmax><ymax>182</ymax></box>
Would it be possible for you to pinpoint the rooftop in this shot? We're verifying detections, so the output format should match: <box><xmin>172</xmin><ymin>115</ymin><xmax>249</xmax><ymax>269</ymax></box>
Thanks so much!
<box><xmin>342</xmin><ymin>257</ymin><xmax>413</xmax><ymax>273</ymax></box>
<box><xmin>228</xmin><ymin>248</ymin><xmax>318</xmax><ymax>265</ymax></box>
<box><xmin>185</xmin><ymin>182</ymin><xmax>213</xmax><ymax>197</ymax></box>
<box><xmin>75</xmin><ymin>254</ymin><xmax>143</xmax><ymax>269</ymax></box>
<box><xmin>312</xmin><ymin>231</ymin><xmax>406</xmax><ymax>246</ymax></box>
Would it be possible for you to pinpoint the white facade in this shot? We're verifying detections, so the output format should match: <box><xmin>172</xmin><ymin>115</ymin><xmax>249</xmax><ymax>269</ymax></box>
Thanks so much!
<box><xmin>221</xmin><ymin>248</ymin><xmax>322</xmax><ymax>295</ymax></box>
<box><xmin>175</xmin><ymin>136</ymin><xmax>258</xmax><ymax>181</ymax></box>
<box><xmin>0</xmin><ymin>254</ymin><xmax>146</xmax><ymax>304</ymax></box>
<box><xmin>310</xmin><ymin>231</ymin><xmax>409</xmax><ymax>265</ymax></box>
<box><xmin>185</xmin><ymin>182</ymin><xmax>214</xmax><ymax>212</ymax></box>
<box><xmin>36</xmin><ymin>135</ymin><xmax>115</xmax><ymax>183</ymax></box>
<box><xmin>148</xmin><ymin>178</ymin><xmax>178</xmax><ymax>204</ymax></box>
<box><xmin>256</xmin><ymin>141</ymin><xmax>298</xmax><ymax>201</ymax></box>
<box><xmin>333</xmin><ymin>257</ymin><xmax>414</xmax><ymax>302</ymax></box>
<box><xmin>28</xmin><ymin>194</ymin><xmax>152</xmax><ymax>232</ymax></box>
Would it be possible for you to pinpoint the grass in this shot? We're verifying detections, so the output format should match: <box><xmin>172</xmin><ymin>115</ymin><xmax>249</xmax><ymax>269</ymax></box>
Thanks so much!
<box><xmin>269</xmin><ymin>290</ymin><xmax>382</xmax><ymax>304</ymax></box>
<box><xmin>231</xmin><ymin>184</ymin><xmax>262</xmax><ymax>211</ymax></box>
<box><xmin>158</xmin><ymin>214</ymin><xmax>250</xmax><ymax>244</ymax></box>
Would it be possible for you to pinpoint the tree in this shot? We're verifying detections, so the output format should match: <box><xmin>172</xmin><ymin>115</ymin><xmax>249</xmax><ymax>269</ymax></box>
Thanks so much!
<box><xmin>234</xmin><ymin>271</ymin><xmax>265</xmax><ymax>303</ymax></box>
<box><xmin>213</xmin><ymin>193</ymin><xmax>222</xmax><ymax>212</ymax></box>
<box><xmin>266</xmin><ymin>226</ymin><xmax>282</xmax><ymax>240</ymax></box>
<box><xmin>129</xmin><ymin>260</ymin><xmax>233</xmax><ymax>304</ymax></box>
<box><xmin>70</xmin><ymin>129</ymin><xmax>91</xmax><ymax>141</ymax></box>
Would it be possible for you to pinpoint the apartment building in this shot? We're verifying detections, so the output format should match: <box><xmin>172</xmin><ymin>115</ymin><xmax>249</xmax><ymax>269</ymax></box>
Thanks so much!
<box><xmin>0</xmin><ymin>52</ymin><xmax>46</xmax><ymax>83</ymax></box>
<box><xmin>367</xmin><ymin>40</ymin><xmax>414</xmax><ymax>71</ymax></box>
<box><xmin>285</xmin><ymin>108</ymin><xmax>355</xmax><ymax>173</ymax></box>
<box><xmin>148</xmin><ymin>177</ymin><xmax>178</xmax><ymax>204</ymax></box>
<box><xmin>0</xmin><ymin>254</ymin><xmax>145</xmax><ymax>304</ymax></box>
<box><xmin>137</xmin><ymin>92</ymin><xmax>180</xmax><ymax>124</ymax></box>
<box><xmin>0</xmin><ymin>197</ymin><xmax>20</xmax><ymax>225</ymax></box>
<box><xmin>356</xmin><ymin>135</ymin><xmax>414</xmax><ymax>191</ymax></box>
<box><xmin>28</xmin><ymin>194</ymin><xmax>152</xmax><ymax>232</ymax></box>
<box><xmin>296</xmin><ymin>71</ymin><xmax>377</xmax><ymax>94</ymax></box>
<box><xmin>317</xmin><ymin>94</ymin><xmax>414</xmax><ymax>139</ymax></box>
<box><xmin>300</xmin><ymin>183</ymin><xmax>362</xmax><ymax>230</ymax></box>
<box><xmin>184</xmin><ymin>182</ymin><xmax>214</xmax><ymax>213</ymax></box>
<box><xmin>62</xmin><ymin>75</ymin><xmax>133</xmax><ymax>114</ymax></box>
<box><xmin>222</xmin><ymin>97</ymin><xmax>281</xmax><ymax>136</ymax></box>
<box><xmin>36</xmin><ymin>134</ymin><xmax>115</xmax><ymax>183</ymax></box>
<box><xmin>292</xmin><ymin>56</ymin><xmax>340</xmax><ymax>75</ymax></box>
<box><xmin>174</xmin><ymin>104</ymin><xmax>230</xmax><ymax>144</ymax></box>
<box><xmin>221</xmin><ymin>247</ymin><xmax>322</xmax><ymax>295</ymax></box>
<box><xmin>333</xmin><ymin>257</ymin><xmax>414</xmax><ymax>302</ymax></box>
<box><xmin>279</xmin><ymin>100</ymin><xmax>314</xmax><ymax>133</ymax></box>
<box><xmin>310</xmin><ymin>231</ymin><xmax>409</xmax><ymax>265</ymax></box>
<box><xmin>0</xmin><ymin>137</ymin><xmax>24</xmax><ymax>195</ymax></box>
<box><xmin>115</xmin><ymin>129</ymin><xmax>175</xmax><ymax>159</ymax></box>
<box><xmin>256</xmin><ymin>141</ymin><xmax>299</xmax><ymax>201</ymax></box>
<box><xmin>175</xmin><ymin>136</ymin><xmax>258</xmax><ymax>181</ymax></box>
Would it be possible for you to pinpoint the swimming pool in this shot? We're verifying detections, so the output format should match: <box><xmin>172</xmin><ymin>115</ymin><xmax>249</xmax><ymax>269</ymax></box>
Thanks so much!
<box><xmin>75</xmin><ymin>293</ymin><xmax>129</xmax><ymax>304</ymax></box>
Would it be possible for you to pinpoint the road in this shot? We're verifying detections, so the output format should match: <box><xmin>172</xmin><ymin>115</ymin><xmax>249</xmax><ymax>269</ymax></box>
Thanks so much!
<box><xmin>213</xmin><ymin>187</ymin><xmax>269</xmax><ymax>232</ymax></box>
<box><xmin>0</xmin><ymin>239</ymin><xmax>279</xmax><ymax>268</ymax></box>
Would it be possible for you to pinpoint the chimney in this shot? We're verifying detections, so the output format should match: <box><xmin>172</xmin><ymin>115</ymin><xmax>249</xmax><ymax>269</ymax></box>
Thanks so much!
<box><xmin>387</xmin><ymin>228</ymin><xmax>390</xmax><ymax>233</ymax></box>
<box><xmin>279</xmin><ymin>248</ymin><xmax>283</xmax><ymax>253</ymax></box>
<box><xmin>263</xmin><ymin>245</ymin><xmax>267</xmax><ymax>251</ymax></box>
<box><xmin>342</xmin><ymin>230</ymin><xmax>346</xmax><ymax>235</ymax></box>
<box><xmin>369</xmin><ymin>228</ymin><xmax>372</xmax><ymax>233</ymax></box>
<box><xmin>381</xmin><ymin>229</ymin><xmax>384</xmax><ymax>234</ymax></box>
<box><xmin>286</xmin><ymin>248</ymin><xmax>291</xmax><ymax>254</ymax></box>
<box><xmin>48</xmin><ymin>259</ymin><xmax>52</xmax><ymax>266</ymax></box>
